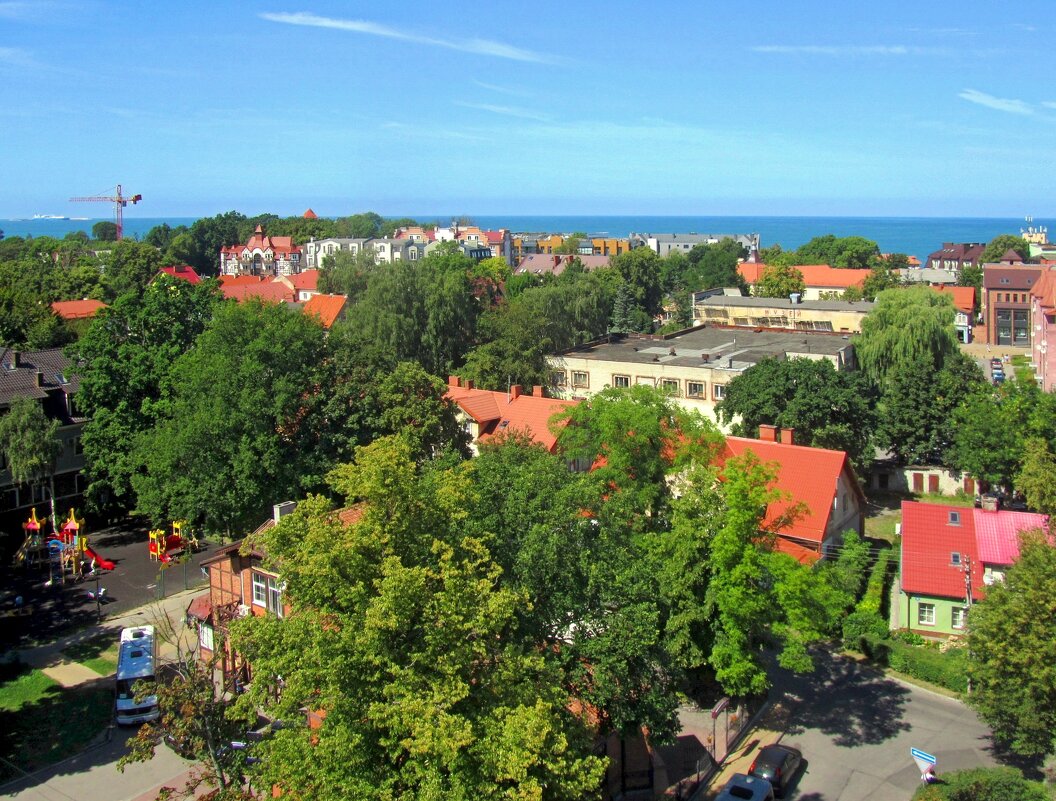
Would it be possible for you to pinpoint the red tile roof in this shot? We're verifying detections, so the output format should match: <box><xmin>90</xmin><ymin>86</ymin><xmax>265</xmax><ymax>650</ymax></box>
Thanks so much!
<box><xmin>219</xmin><ymin>274</ymin><xmax>266</xmax><ymax>287</ymax></box>
<box><xmin>738</xmin><ymin>263</ymin><xmax>870</xmax><ymax>290</ymax></box>
<box><xmin>186</xmin><ymin>592</ymin><xmax>212</xmax><ymax>622</ymax></box>
<box><xmin>900</xmin><ymin>501</ymin><xmax>982</xmax><ymax>601</ymax></box>
<box><xmin>929</xmin><ymin>284</ymin><xmax>975</xmax><ymax>314</ymax></box>
<box><xmin>220</xmin><ymin>225</ymin><xmax>302</xmax><ymax>258</ymax></box>
<box><xmin>302</xmin><ymin>293</ymin><xmax>347</xmax><ymax>328</ymax></box>
<box><xmin>51</xmin><ymin>299</ymin><xmax>107</xmax><ymax>320</ymax></box>
<box><xmin>777</xmin><ymin>538</ymin><xmax>822</xmax><ymax>565</ymax></box>
<box><xmin>220</xmin><ymin>282</ymin><xmax>296</xmax><ymax>304</ymax></box>
<box><xmin>445</xmin><ymin>383</ymin><xmax>578</xmax><ymax>453</ymax></box>
<box><xmin>303</xmin><ymin>208</ymin><xmax>318</xmax><ymax>219</ymax></box>
<box><xmin>158</xmin><ymin>264</ymin><xmax>202</xmax><ymax>284</ymax></box>
<box><xmin>517</xmin><ymin>254</ymin><xmax>611</xmax><ymax>275</ymax></box>
<box><xmin>288</xmin><ymin>270</ymin><xmax>319</xmax><ymax>291</ymax></box>
<box><xmin>720</xmin><ymin>436</ymin><xmax>862</xmax><ymax>545</ymax></box>
<box><xmin>973</xmin><ymin>508</ymin><xmax>1047</xmax><ymax>566</ymax></box>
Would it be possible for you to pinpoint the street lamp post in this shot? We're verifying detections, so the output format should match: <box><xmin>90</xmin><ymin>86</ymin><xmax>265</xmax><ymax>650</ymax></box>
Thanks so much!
<box><xmin>94</xmin><ymin>571</ymin><xmax>102</xmax><ymax>621</ymax></box>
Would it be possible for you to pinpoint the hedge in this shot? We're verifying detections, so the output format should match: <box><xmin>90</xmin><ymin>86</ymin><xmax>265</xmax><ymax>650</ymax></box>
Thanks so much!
<box><xmin>859</xmin><ymin>635</ymin><xmax>968</xmax><ymax>693</ymax></box>
<box><xmin>856</xmin><ymin>548</ymin><xmax>893</xmax><ymax>616</ymax></box>
<box><xmin>912</xmin><ymin>766</ymin><xmax>1047</xmax><ymax>801</ymax></box>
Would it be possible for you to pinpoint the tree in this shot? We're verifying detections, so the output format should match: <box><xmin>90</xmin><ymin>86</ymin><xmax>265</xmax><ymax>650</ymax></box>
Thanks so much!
<box><xmin>716</xmin><ymin>357</ymin><xmax>876</xmax><ymax>471</ymax></box>
<box><xmin>70</xmin><ymin>275</ymin><xmax>221</xmax><ymax>513</ymax></box>
<box><xmin>611</xmin><ymin>247</ymin><xmax>663</xmax><ymax>317</ymax></box>
<box><xmin>376</xmin><ymin>362</ymin><xmax>469</xmax><ymax>462</ymax></box>
<box><xmin>877</xmin><ymin>351</ymin><xmax>985</xmax><ymax>465</ymax></box>
<box><xmin>608</xmin><ymin>281</ymin><xmax>637</xmax><ymax>333</ymax></box>
<box><xmin>855</xmin><ymin>286</ymin><xmax>958</xmax><ymax>387</ymax></box>
<box><xmin>755</xmin><ymin>263</ymin><xmax>805</xmax><ymax>299</ymax></box>
<box><xmin>980</xmin><ymin>234</ymin><xmax>1031</xmax><ymax>265</ymax></box>
<box><xmin>119</xmin><ymin>623</ymin><xmax>254</xmax><ymax>800</ymax></box>
<box><xmin>794</xmin><ymin>235</ymin><xmax>880</xmax><ymax>270</ymax></box>
<box><xmin>967</xmin><ymin>531</ymin><xmax>1056</xmax><ymax>758</ymax></box>
<box><xmin>555</xmin><ymin>233</ymin><xmax>585</xmax><ymax>255</ymax></box>
<box><xmin>98</xmin><ymin>240</ymin><xmax>164</xmax><ymax>300</ymax></box>
<box><xmin>132</xmin><ymin>300</ymin><xmax>329</xmax><ymax>534</ymax></box>
<box><xmin>92</xmin><ymin>221</ymin><xmax>118</xmax><ymax>242</ymax></box>
<box><xmin>318</xmin><ymin>249</ymin><xmax>374</xmax><ymax>298</ymax></box>
<box><xmin>1015</xmin><ymin>438</ymin><xmax>1056</xmax><ymax>515</ymax></box>
<box><xmin>861</xmin><ymin>264</ymin><xmax>903</xmax><ymax>300</ymax></box>
<box><xmin>685</xmin><ymin>238</ymin><xmax>748</xmax><ymax>292</ymax></box>
<box><xmin>0</xmin><ymin>397</ymin><xmax>61</xmax><ymax>531</ymax></box>
<box><xmin>229</xmin><ymin>446</ymin><xmax>606</xmax><ymax>801</ymax></box>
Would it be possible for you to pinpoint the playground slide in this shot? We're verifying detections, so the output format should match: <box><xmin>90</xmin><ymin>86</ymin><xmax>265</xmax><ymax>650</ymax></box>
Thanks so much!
<box><xmin>83</xmin><ymin>545</ymin><xmax>115</xmax><ymax>571</ymax></box>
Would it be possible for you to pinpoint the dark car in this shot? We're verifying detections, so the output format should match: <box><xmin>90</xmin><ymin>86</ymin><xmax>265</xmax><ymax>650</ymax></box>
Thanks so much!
<box><xmin>748</xmin><ymin>743</ymin><xmax>803</xmax><ymax>796</ymax></box>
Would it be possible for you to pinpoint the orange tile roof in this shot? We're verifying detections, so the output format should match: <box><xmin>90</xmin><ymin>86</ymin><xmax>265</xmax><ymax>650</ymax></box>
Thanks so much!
<box><xmin>720</xmin><ymin>436</ymin><xmax>862</xmax><ymax>545</ymax></box>
<box><xmin>219</xmin><ymin>274</ymin><xmax>265</xmax><ymax>287</ymax></box>
<box><xmin>220</xmin><ymin>282</ymin><xmax>295</xmax><ymax>304</ymax></box>
<box><xmin>288</xmin><ymin>270</ymin><xmax>320</xmax><ymax>291</ymax></box>
<box><xmin>445</xmin><ymin>385</ymin><xmax>578</xmax><ymax>453</ymax></box>
<box><xmin>929</xmin><ymin>284</ymin><xmax>976</xmax><ymax>314</ymax></box>
<box><xmin>776</xmin><ymin>538</ymin><xmax>822</xmax><ymax>565</ymax></box>
<box><xmin>302</xmin><ymin>293</ymin><xmax>347</xmax><ymax>328</ymax></box>
<box><xmin>738</xmin><ymin>263</ymin><xmax>870</xmax><ymax>290</ymax></box>
<box><xmin>50</xmin><ymin>299</ymin><xmax>107</xmax><ymax>319</ymax></box>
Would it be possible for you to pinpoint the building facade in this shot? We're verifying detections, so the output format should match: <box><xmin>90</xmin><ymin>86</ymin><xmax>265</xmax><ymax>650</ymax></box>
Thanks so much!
<box><xmin>220</xmin><ymin>225</ymin><xmax>303</xmax><ymax>277</ymax></box>
<box><xmin>692</xmin><ymin>294</ymin><xmax>874</xmax><ymax>334</ymax></box>
<box><xmin>982</xmin><ymin>265</ymin><xmax>1041</xmax><ymax>346</ymax></box>
<box><xmin>924</xmin><ymin>242</ymin><xmax>985</xmax><ymax>274</ymax></box>
<box><xmin>737</xmin><ymin>264</ymin><xmax>871</xmax><ymax>301</ymax></box>
<box><xmin>630</xmin><ymin>232</ymin><xmax>760</xmax><ymax>256</ymax></box>
<box><xmin>546</xmin><ymin>327</ymin><xmax>855</xmax><ymax>427</ymax></box>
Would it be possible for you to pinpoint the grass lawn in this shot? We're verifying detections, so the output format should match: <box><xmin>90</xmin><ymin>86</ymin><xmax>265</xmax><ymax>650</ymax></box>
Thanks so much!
<box><xmin>0</xmin><ymin>660</ymin><xmax>112</xmax><ymax>782</ymax></box>
<box><xmin>62</xmin><ymin>634</ymin><xmax>120</xmax><ymax>676</ymax></box>
<box><xmin>863</xmin><ymin>491</ymin><xmax>976</xmax><ymax>544</ymax></box>
<box><xmin>1010</xmin><ymin>354</ymin><xmax>1036</xmax><ymax>384</ymax></box>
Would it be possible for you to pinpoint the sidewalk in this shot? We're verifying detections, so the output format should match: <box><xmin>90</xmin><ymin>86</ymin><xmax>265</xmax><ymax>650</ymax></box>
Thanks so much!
<box><xmin>13</xmin><ymin>586</ymin><xmax>205</xmax><ymax>678</ymax></box>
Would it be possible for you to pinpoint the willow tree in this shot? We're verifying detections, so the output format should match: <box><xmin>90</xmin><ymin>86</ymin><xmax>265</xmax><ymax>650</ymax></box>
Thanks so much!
<box><xmin>0</xmin><ymin>397</ymin><xmax>61</xmax><ymax>533</ymax></box>
<box><xmin>854</xmin><ymin>286</ymin><xmax>958</xmax><ymax>387</ymax></box>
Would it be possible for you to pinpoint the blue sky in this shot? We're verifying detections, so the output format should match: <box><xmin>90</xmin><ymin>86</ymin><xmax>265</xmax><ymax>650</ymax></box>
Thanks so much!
<box><xmin>2</xmin><ymin>0</ymin><xmax>1055</xmax><ymax>217</ymax></box>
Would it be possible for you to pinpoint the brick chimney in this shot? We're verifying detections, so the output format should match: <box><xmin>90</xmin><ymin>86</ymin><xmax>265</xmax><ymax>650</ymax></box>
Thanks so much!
<box><xmin>532</xmin><ymin>385</ymin><xmax>545</xmax><ymax>398</ymax></box>
<box><xmin>759</xmin><ymin>424</ymin><xmax>778</xmax><ymax>442</ymax></box>
<box><xmin>448</xmin><ymin>375</ymin><xmax>460</xmax><ymax>387</ymax></box>
<box><xmin>781</xmin><ymin>428</ymin><xmax>795</xmax><ymax>445</ymax></box>
<box><xmin>464</xmin><ymin>379</ymin><xmax>474</xmax><ymax>390</ymax></box>
<box><xmin>510</xmin><ymin>384</ymin><xmax>522</xmax><ymax>400</ymax></box>
<box><xmin>553</xmin><ymin>255</ymin><xmax>560</xmax><ymax>268</ymax></box>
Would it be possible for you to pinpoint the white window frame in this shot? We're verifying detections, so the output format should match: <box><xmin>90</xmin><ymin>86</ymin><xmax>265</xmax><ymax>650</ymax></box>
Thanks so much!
<box><xmin>918</xmin><ymin>602</ymin><xmax>936</xmax><ymax>626</ymax></box>
<box><xmin>267</xmin><ymin>575</ymin><xmax>283</xmax><ymax>617</ymax></box>
<box><xmin>713</xmin><ymin>384</ymin><xmax>727</xmax><ymax>400</ymax></box>
<box><xmin>687</xmin><ymin>381</ymin><xmax>705</xmax><ymax>399</ymax></box>
<box><xmin>571</xmin><ymin>371</ymin><xmax>589</xmax><ymax>388</ymax></box>
<box><xmin>252</xmin><ymin>573</ymin><xmax>267</xmax><ymax>607</ymax></box>
<box><xmin>199</xmin><ymin>622</ymin><xmax>215</xmax><ymax>651</ymax></box>
<box><xmin>612</xmin><ymin>374</ymin><xmax>630</xmax><ymax>389</ymax></box>
<box><xmin>951</xmin><ymin>606</ymin><xmax>967</xmax><ymax>630</ymax></box>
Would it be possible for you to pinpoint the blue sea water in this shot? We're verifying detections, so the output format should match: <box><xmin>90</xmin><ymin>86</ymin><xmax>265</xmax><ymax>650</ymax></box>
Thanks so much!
<box><xmin>2</xmin><ymin>214</ymin><xmax>1048</xmax><ymax>262</ymax></box>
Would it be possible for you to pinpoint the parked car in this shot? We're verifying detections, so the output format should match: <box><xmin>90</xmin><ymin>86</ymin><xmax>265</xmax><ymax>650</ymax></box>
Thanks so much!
<box><xmin>715</xmin><ymin>772</ymin><xmax>775</xmax><ymax>801</ymax></box>
<box><xmin>749</xmin><ymin>744</ymin><xmax>803</xmax><ymax>796</ymax></box>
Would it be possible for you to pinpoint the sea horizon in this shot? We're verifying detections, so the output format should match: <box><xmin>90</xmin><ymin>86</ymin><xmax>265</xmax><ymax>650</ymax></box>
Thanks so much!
<box><xmin>2</xmin><ymin>213</ymin><xmax>1049</xmax><ymax>262</ymax></box>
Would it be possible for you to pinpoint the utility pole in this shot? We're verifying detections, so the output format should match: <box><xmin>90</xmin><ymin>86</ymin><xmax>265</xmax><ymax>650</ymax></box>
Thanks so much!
<box><xmin>963</xmin><ymin>555</ymin><xmax>973</xmax><ymax>695</ymax></box>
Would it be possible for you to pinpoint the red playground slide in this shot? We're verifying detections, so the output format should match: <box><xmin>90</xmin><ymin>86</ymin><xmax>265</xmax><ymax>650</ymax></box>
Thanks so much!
<box><xmin>83</xmin><ymin>545</ymin><xmax>115</xmax><ymax>571</ymax></box>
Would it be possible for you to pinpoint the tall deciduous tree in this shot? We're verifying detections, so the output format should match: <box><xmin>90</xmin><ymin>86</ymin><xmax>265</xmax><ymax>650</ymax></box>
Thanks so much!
<box><xmin>91</xmin><ymin>221</ymin><xmax>118</xmax><ymax>242</ymax></box>
<box><xmin>855</xmin><ymin>286</ymin><xmax>958</xmax><ymax>387</ymax></box>
<box><xmin>967</xmin><ymin>531</ymin><xmax>1056</xmax><ymax>758</ymax></box>
<box><xmin>0</xmin><ymin>397</ymin><xmax>61</xmax><ymax>531</ymax></box>
<box><xmin>132</xmin><ymin>300</ymin><xmax>328</xmax><ymax>534</ymax></box>
<box><xmin>230</xmin><ymin>444</ymin><xmax>606</xmax><ymax>801</ymax></box>
<box><xmin>755</xmin><ymin>263</ymin><xmax>805</xmax><ymax>299</ymax></box>
<box><xmin>716</xmin><ymin>357</ymin><xmax>875</xmax><ymax>471</ymax></box>
<box><xmin>70</xmin><ymin>275</ymin><xmax>221</xmax><ymax>513</ymax></box>
<box><xmin>979</xmin><ymin>234</ymin><xmax>1031</xmax><ymax>265</ymax></box>
<box><xmin>794</xmin><ymin>235</ymin><xmax>880</xmax><ymax>270</ymax></box>
<box><xmin>1015</xmin><ymin>438</ymin><xmax>1056</xmax><ymax>515</ymax></box>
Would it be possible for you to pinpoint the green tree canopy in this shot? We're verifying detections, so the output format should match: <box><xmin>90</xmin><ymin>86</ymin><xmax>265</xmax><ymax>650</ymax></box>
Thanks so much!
<box><xmin>794</xmin><ymin>234</ymin><xmax>881</xmax><ymax>270</ymax></box>
<box><xmin>0</xmin><ymin>396</ymin><xmax>61</xmax><ymax>530</ymax></box>
<box><xmin>967</xmin><ymin>531</ymin><xmax>1056</xmax><ymax>758</ymax></box>
<box><xmin>755</xmin><ymin>263</ymin><xmax>805</xmax><ymax>299</ymax></box>
<box><xmin>716</xmin><ymin>357</ymin><xmax>876</xmax><ymax>471</ymax></box>
<box><xmin>980</xmin><ymin>234</ymin><xmax>1031</xmax><ymax>264</ymax></box>
<box><xmin>230</xmin><ymin>443</ymin><xmax>606</xmax><ymax>801</ymax></box>
<box><xmin>70</xmin><ymin>275</ymin><xmax>221</xmax><ymax>512</ymax></box>
<box><xmin>91</xmin><ymin>221</ymin><xmax>118</xmax><ymax>242</ymax></box>
<box><xmin>855</xmin><ymin>286</ymin><xmax>958</xmax><ymax>387</ymax></box>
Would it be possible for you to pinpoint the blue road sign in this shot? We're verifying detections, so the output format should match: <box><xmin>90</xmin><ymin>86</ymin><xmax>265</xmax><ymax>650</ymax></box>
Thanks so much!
<box><xmin>911</xmin><ymin>747</ymin><xmax>937</xmax><ymax>776</ymax></box>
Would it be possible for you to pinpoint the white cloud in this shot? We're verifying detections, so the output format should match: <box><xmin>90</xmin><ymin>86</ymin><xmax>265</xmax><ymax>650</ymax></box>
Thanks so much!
<box><xmin>455</xmin><ymin>102</ymin><xmax>551</xmax><ymax>122</ymax></box>
<box><xmin>0</xmin><ymin>2</ymin><xmax>54</xmax><ymax>20</ymax></box>
<box><xmin>472</xmin><ymin>79</ymin><xmax>531</xmax><ymax>97</ymax></box>
<box><xmin>1042</xmin><ymin>101</ymin><xmax>1056</xmax><ymax>110</ymax></box>
<box><xmin>751</xmin><ymin>45</ymin><xmax>920</xmax><ymax>56</ymax></box>
<box><xmin>261</xmin><ymin>12</ymin><xmax>556</xmax><ymax>64</ymax></box>
<box><xmin>958</xmin><ymin>88</ymin><xmax>1034</xmax><ymax>115</ymax></box>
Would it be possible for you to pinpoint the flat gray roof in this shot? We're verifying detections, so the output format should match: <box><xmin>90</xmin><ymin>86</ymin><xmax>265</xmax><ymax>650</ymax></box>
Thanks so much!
<box><xmin>697</xmin><ymin>295</ymin><xmax>874</xmax><ymax>312</ymax></box>
<box><xmin>556</xmin><ymin>327</ymin><xmax>853</xmax><ymax>369</ymax></box>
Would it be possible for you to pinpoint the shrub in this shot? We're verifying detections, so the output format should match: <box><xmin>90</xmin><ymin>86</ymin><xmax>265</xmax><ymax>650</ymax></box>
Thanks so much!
<box><xmin>891</xmin><ymin>628</ymin><xmax>926</xmax><ymax>646</ymax></box>
<box><xmin>842</xmin><ymin>610</ymin><xmax>888</xmax><ymax>647</ymax></box>
<box><xmin>863</xmin><ymin>635</ymin><xmax>967</xmax><ymax>693</ymax></box>
<box><xmin>856</xmin><ymin>548</ymin><xmax>893</xmax><ymax>616</ymax></box>
<box><xmin>911</xmin><ymin>766</ymin><xmax>1047</xmax><ymax>801</ymax></box>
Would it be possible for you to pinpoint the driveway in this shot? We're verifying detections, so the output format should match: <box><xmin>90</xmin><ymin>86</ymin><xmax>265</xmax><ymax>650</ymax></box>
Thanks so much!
<box><xmin>766</xmin><ymin>649</ymin><xmax>999</xmax><ymax>801</ymax></box>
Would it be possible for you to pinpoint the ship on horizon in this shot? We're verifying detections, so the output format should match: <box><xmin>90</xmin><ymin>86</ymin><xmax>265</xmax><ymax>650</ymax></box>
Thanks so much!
<box><xmin>32</xmin><ymin>213</ymin><xmax>70</xmax><ymax>220</ymax></box>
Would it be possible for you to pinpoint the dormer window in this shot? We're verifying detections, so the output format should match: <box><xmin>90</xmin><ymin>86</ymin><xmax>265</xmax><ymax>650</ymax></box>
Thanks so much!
<box><xmin>948</xmin><ymin>511</ymin><xmax>961</xmax><ymax>525</ymax></box>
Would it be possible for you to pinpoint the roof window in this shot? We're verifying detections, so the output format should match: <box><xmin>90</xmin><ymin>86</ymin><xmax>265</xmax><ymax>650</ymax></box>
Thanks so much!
<box><xmin>948</xmin><ymin>511</ymin><xmax>961</xmax><ymax>525</ymax></box>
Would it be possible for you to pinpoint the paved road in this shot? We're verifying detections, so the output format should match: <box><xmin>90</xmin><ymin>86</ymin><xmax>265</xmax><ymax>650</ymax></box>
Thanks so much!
<box><xmin>768</xmin><ymin>649</ymin><xmax>998</xmax><ymax>801</ymax></box>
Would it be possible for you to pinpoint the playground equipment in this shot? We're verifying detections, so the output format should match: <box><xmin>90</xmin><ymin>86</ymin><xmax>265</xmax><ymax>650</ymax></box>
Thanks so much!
<box><xmin>12</xmin><ymin>508</ymin><xmax>47</xmax><ymax>568</ymax></box>
<box><xmin>44</xmin><ymin>509</ymin><xmax>115</xmax><ymax>583</ymax></box>
<box><xmin>148</xmin><ymin>520</ymin><xmax>198</xmax><ymax>563</ymax></box>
